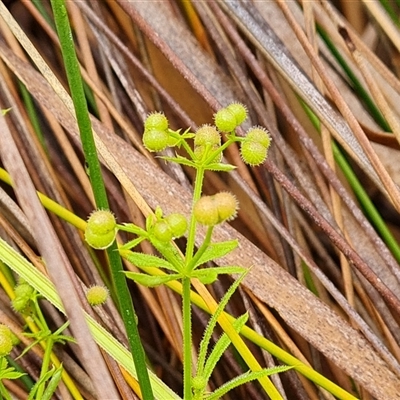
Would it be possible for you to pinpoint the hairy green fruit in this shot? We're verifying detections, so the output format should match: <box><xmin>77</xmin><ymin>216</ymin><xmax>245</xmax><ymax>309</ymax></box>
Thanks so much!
<box><xmin>214</xmin><ymin>108</ymin><xmax>237</xmax><ymax>132</ymax></box>
<box><xmin>226</xmin><ymin>102</ymin><xmax>248</xmax><ymax>125</ymax></box>
<box><xmin>194</xmin><ymin>125</ymin><xmax>221</xmax><ymax>146</ymax></box>
<box><xmin>165</xmin><ymin>213</ymin><xmax>188</xmax><ymax>238</ymax></box>
<box><xmin>153</xmin><ymin>220</ymin><xmax>173</xmax><ymax>242</ymax></box>
<box><xmin>143</xmin><ymin>129</ymin><xmax>169</xmax><ymax>152</ymax></box>
<box><xmin>12</xmin><ymin>283</ymin><xmax>34</xmax><ymax>313</ymax></box>
<box><xmin>85</xmin><ymin>210</ymin><xmax>117</xmax><ymax>249</ymax></box>
<box><xmin>245</xmin><ymin>127</ymin><xmax>271</xmax><ymax>148</ymax></box>
<box><xmin>144</xmin><ymin>112</ymin><xmax>169</xmax><ymax>132</ymax></box>
<box><xmin>86</xmin><ymin>285</ymin><xmax>109</xmax><ymax>306</ymax></box>
<box><xmin>214</xmin><ymin>192</ymin><xmax>238</xmax><ymax>221</ymax></box>
<box><xmin>240</xmin><ymin>140</ymin><xmax>268</xmax><ymax>166</ymax></box>
<box><xmin>0</xmin><ymin>324</ymin><xmax>13</xmax><ymax>357</ymax></box>
<box><xmin>194</xmin><ymin>192</ymin><xmax>238</xmax><ymax>226</ymax></box>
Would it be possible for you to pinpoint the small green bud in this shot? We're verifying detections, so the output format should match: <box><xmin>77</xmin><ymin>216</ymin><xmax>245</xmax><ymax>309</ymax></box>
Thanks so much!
<box><xmin>143</xmin><ymin>129</ymin><xmax>169</xmax><ymax>152</ymax></box>
<box><xmin>214</xmin><ymin>108</ymin><xmax>237</xmax><ymax>132</ymax></box>
<box><xmin>144</xmin><ymin>112</ymin><xmax>169</xmax><ymax>132</ymax></box>
<box><xmin>0</xmin><ymin>324</ymin><xmax>13</xmax><ymax>357</ymax></box>
<box><xmin>245</xmin><ymin>127</ymin><xmax>271</xmax><ymax>148</ymax></box>
<box><xmin>226</xmin><ymin>102</ymin><xmax>248</xmax><ymax>125</ymax></box>
<box><xmin>240</xmin><ymin>140</ymin><xmax>268</xmax><ymax>166</ymax></box>
<box><xmin>86</xmin><ymin>285</ymin><xmax>109</xmax><ymax>306</ymax></box>
<box><xmin>194</xmin><ymin>125</ymin><xmax>221</xmax><ymax>146</ymax></box>
<box><xmin>85</xmin><ymin>210</ymin><xmax>117</xmax><ymax>249</ymax></box>
<box><xmin>165</xmin><ymin>213</ymin><xmax>187</xmax><ymax>238</ymax></box>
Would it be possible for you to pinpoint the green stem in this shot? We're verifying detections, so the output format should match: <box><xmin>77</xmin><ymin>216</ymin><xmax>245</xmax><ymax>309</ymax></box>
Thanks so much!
<box><xmin>182</xmin><ymin>277</ymin><xmax>193</xmax><ymax>399</ymax></box>
<box><xmin>49</xmin><ymin>2</ymin><xmax>153</xmax><ymax>398</ymax></box>
<box><xmin>185</xmin><ymin>166</ymin><xmax>205</xmax><ymax>264</ymax></box>
<box><xmin>182</xmin><ymin>165</ymin><xmax>207</xmax><ymax>399</ymax></box>
<box><xmin>188</xmin><ymin>226</ymin><xmax>214</xmax><ymax>271</ymax></box>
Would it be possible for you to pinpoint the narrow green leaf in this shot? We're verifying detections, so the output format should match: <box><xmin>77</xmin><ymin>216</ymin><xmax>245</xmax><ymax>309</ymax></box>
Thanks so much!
<box><xmin>194</xmin><ymin>240</ymin><xmax>239</xmax><ymax>268</ymax></box>
<box><xmin>193</xmin><ymin>266</ymin><xmax>245</xmax><ymax>284</ymax></box>
<box><xmin>197</xmin><ymin>271</ymin><xmax>248</xmax><ymax>378</ymax></box>
<box><xmin>41</xmin><ymin>365</ymin><xmax>63</xmax><ymax>400</ymax></box>
<box><xmin>123</xmin><ymin>251</ymin><xmax>178</xmax><ymax>272</ymax></box>
<box><xmin>207</xmin><ymin>367</ymin><xmax>292</xmax><ymax>400</ymax></box>
<box><xmin>205</xmin><ymin>163</ymin><xmax>236</xmax><ymax>172</ymax></box>
<box><xmin>125</xmin><ymin>272</ymin><xmax>182</xmax><ymax>287</ymax></box>
<box><xmin>202</xmin><ymin>313</ymin><xmax>249</xmax><ymax>383</ymax></box>
<box><xmin>193</xmin><ymin>270</ymin><xmax>218</xmax><ymax>284</ymax></box>
<box><xmin>0</xmin><ymin>368</ymin><xmax>26</xmax><ymax>380</ymax></box>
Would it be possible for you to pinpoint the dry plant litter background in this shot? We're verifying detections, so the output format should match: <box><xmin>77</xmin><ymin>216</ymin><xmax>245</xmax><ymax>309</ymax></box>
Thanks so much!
<box><xmin>0</xmin><ymin>0</ymin><xmax>400</xmax><ymax>399</ymax></box>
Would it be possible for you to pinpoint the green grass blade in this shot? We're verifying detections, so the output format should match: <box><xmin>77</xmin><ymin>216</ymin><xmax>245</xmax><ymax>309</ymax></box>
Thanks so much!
<box><xmin>49</xmin><ymin>2</ymin><xmax>153</xmax><ymax>397</ymax></box>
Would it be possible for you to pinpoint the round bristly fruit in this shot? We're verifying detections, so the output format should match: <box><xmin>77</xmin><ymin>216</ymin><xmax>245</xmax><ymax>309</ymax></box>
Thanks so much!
<box><xmin>86</xmin><ymin>285</ymin><xmax>109</xmax><ymax>306</ymax></box>
<box><xmin>194</xmin><ymin>125</ymin><xmax>221</xmax><ymax>146</ymax></box>
<box><xmin>240</xmin><ymin>140</ymin><xmax>268</xmax><ymax>166</ymax></box>
<box><xmin>85</xmin><ymin>210</ymin><xmax>117</xmax><ymax>249</ymax></box>
<box><xmin>214</xmin><ymin>192</ymin><xmax>238</xmax><ymax>222</ymax></box>
<box><xmin>193</xmin><ymin>196</ymin><xmax>219</xmax><ymax>226</ymax></box>
<box><xmin>245</xmin><ymin>127</ymin><xmax>271</xmax><ymax>148</ymax></box>
<box><xmin>214</xmin><ymin>108</ymin><xmax>237</xmax><ymax>132</ymax></box>
<box><xmin>226</xmin><ymin>102</ymin><xmax>248</xmax><ymax>125</ymax></box>
<box><xmin>144</xmin><ymin>112</ymin><xmax>169</xmax><ymax>132</ymax></box>
<box><xmin>143</xmin><ymin>129</ymin><xmax>169</xmax><ymax>152</ymax></box>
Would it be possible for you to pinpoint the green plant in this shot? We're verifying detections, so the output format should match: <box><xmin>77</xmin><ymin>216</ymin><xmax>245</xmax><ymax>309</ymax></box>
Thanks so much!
<box><xmin>85</xmin><ymin>103</ymin><xmax>288</xmax><ymax>399</ymax></box>
<box><xmin>0</xmin><ymin>280</ymin><xmax>80</xmax><ymax>400</ymax></box>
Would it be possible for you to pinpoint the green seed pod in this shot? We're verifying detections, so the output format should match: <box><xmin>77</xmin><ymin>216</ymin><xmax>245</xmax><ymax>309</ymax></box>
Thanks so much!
<box><xmin>214</xmin><ymin>108</ymin><xmax>237</xmax><ymax>132</ymax></box>
<box><xmin>226</xmin><ymin>102</ymin><xmax>248</xmax><ymax>125</ymax></box>
<box><xmin>240</xmin><ymin>140</ymin><xmax>268</xmax><ymax>166</ymax></box>
<box><xmin>193</xmin><ymin>196</ymin><xmax>219</xmax><ymax>226</ymax></box>
<box><xmin>0</xmin><ymin>324</ymin><xmax>13</xmax><ymax>357</ymax></box>
<box><xmin>194</xmin><ymin>125</ymin><xmax>221</xmax><ymax>146</ymax></box>
<box><xmin>143</xmin><ymin>129</ymin><xmax>169</xmax><ymax>152</ymax></box>
<box><xmin>144</xmin><ymin>112</ymin><xmax>169</xmax><ymax>132</ymax></box>
<box><xmin>86</xmin><ymin>285</ymin><xmax>109</xmax><ymax>306</ymax></box>
<box><xmin>245</xmin><ymin>127</ymin><xmax>271</xmax><ymax>148</ymax></box>
<box><xmin>215</xmin><ymin>192</ymin><xmax>238</xmax><ymax>222</ymax></box>
<box><xmin>85</xmin><ymin>210</ymin><xmax>117</xmax><ymax>249</ymax></box>
<box><xmin>153</xmin><ymin>220</ymin><xmax>173</xmax><ymax>242</ymax></box>
<box><xmin>165</xmin><ymin>213</ymin><xmax>187</xmax><ymax>238</ymax></box>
